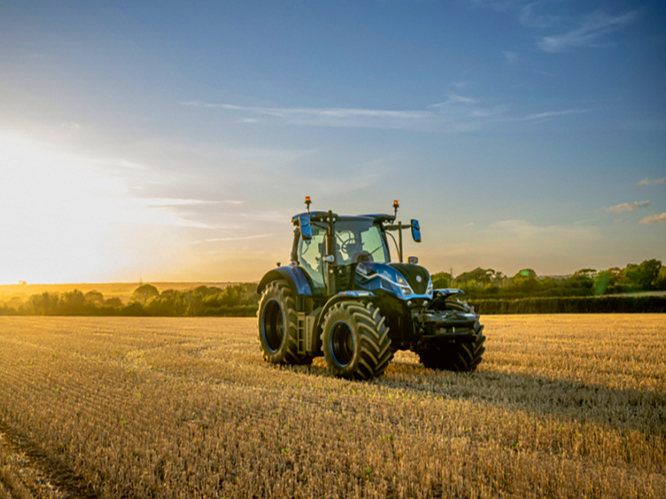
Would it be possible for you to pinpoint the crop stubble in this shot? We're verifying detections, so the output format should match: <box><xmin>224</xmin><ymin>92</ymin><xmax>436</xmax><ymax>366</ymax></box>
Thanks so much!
<box><xmin>0</xmin><ymin>315</ymin><xmax>664</xmax><ymax>498</ymax></box>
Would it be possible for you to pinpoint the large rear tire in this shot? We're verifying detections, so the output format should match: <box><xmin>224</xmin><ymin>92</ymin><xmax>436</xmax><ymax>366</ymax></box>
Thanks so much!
<box><xmin>321</xmin><ymin>301</ymin><xmax>392</xmax><ymax>380</ymax></box>
<box><xmin>257</xmin><ymin>280</ymin><xmax>311</xmax><ymax>365</ymax></box>
<box><xmin>418</xmin><ymin>300</ymin><xmax>486</xmax><ymax>372</ymax></box>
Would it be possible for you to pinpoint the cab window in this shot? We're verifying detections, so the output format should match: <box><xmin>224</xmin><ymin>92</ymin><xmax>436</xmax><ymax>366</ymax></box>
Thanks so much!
<box><xmin>298</xmin><ymin>224</ymin><xmax>326</xmax><ymax>291</ymax></box>
<box><xmin>334</xmin><ymin>220</ymin><xmax>390</xmax><ymax>264</ymax></box>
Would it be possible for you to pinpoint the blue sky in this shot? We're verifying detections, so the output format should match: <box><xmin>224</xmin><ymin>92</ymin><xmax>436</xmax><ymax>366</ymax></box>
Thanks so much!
<box><xmin>0</xmin><ymin>0</ymin><xmax>664</xmax><ymax>283</ymax></box>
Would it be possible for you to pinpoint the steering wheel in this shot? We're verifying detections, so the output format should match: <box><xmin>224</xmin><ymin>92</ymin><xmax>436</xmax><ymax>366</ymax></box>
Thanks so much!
<box><xmin>339</xmin><ymin>235</ymin><xmax>357</xmax><ymax>255</ymax></box>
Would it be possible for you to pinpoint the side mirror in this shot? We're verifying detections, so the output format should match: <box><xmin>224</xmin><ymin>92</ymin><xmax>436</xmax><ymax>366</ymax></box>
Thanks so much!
<box><xmin>411</xmin><ymin>219</ymin><xmax>421</xmax><ymax>243</ymax></box>
<box><xmin>299</xmin><ymin>214</ymin><xmax>313</xmax><ymax>240</ymax></box>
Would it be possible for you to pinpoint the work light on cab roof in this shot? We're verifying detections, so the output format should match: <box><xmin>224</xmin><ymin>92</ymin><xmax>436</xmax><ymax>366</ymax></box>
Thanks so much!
<box><xmin>256</xmin><ymin>197</ymin><xmax>486</xmax><ymax>380</ymax></box>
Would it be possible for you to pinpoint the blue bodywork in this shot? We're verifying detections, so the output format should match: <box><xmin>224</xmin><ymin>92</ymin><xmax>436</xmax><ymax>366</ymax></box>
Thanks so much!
<box><xmin>257</xmin><ymin>265</ymin><xmax>313</xmax><ymax>296</ymax></box>
<box><xmin>354</xmin><ymin>262</ymin><xmax>433</xmax><ymax>301</ymax></box>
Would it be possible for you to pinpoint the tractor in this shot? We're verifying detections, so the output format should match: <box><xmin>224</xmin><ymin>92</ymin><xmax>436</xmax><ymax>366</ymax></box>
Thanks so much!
<box><xmin>256</xmin><ymin>198</ymin><xmax>485</xmax><ymax>380</ymax></box>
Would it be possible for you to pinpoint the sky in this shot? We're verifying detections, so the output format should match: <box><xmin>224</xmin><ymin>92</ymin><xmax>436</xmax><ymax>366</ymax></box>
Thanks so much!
<box><xmin>1</xmin><ymin>0</ymin><xmax>665</xmax><ymax>284</ymax></box>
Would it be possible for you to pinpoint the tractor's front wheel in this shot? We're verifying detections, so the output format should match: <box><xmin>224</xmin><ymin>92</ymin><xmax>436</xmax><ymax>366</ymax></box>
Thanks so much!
<box><xmin>321</xmin><ymin>301</ymin><xmax>392</xmax><ymax>380</ymax></box>
<box><xmin>257</xmin><ymin>280</ymin><xmax>311</xmax><ymax>365</ymax></box>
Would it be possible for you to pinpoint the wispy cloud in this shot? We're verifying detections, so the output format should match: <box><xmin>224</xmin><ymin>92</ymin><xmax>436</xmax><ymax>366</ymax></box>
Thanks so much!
<box><xmin>182</xmin><ymin>100</ymin><xmax>427</xmax><ymax>120</ymax></box>
<box><xmin>431</xmin><ymin>93</ymin><xmax>477</xmax><ymax>107</ymax></box>
<box><xmin>524</xmin><ymin>109</ymin><xmax>588</xmax><ymax>120</ymax></box>
<box><xmin>640</xmin><ymin>213</ymin><xmax>666</xmax><ymax>224</ymax></box>
<box><xmin>538</xmin><ymin>10</ymin><xmax>638</xmax><ymax>53</ymax></box>
<box><xmin>183</xmin><ymin>100</ymin><xmax>485</xmax><ymax>132</ymax></box>
<box><xmin>502</xmin><ymin>50</ymin><xmax>519</xmax><ymax>63</ymax></box>
<box><xmin>92</xmin><ymin>157</ymin><xmax>147</xmax><ymax>170</ymax></box>
<box><xmin>183</xmin><ymin>98</ymin><xmax>582</xmax><ymax>132</ymax></box>
<box><xmin>189</xmin><ymin>233</ymin><xmax>275</xmax><ymax>244</ymax></box>
<box><xmin>604</xmin><ymin>200</ymin><xmax>650</xmax><ymax>213</ymax></box>
<box><xmin>519</xmin><ymin>1</ymin><xmax>560</xmax><ymax>29</ymax></box>
<box><xmin>58</xmin><ymin>122</ymin><xmax>80</xmax><ymax>131</ymax></box>
<box><xmin>638</xmin><ymin>177</ymin><xmax>666</xmax><ymax>185</ymax></box>
<box><xmin>138</xmin><ymin>198</ymin><xmax>243</xmax><ymax>207</ymax></box>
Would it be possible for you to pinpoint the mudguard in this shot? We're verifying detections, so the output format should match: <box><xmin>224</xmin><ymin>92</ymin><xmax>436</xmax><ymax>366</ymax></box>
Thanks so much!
<box><xmin>257</xmin><ymin>265</ymin><xmax>313</xmax><ymax>297</ymax></box>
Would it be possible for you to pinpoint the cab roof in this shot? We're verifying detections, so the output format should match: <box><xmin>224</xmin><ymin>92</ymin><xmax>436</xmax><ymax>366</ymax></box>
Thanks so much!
<box><xmin>291</xmin><ymin>212</ymin><xmax>396</xmax><ymax>225</ymax></box>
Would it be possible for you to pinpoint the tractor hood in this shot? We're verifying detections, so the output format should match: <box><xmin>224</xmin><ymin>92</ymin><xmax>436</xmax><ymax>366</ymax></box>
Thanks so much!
<box><xmin>354</xmin><ymin>262</ymin><xmax>433</xmax><ymax>300</ymax></box>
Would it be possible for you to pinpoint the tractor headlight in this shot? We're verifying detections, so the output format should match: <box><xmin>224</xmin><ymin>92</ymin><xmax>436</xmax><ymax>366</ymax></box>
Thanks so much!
<box><xmin>391</xmin><ymin>272</ymin><xmax>414</xmax><ymax>296</ymax></box>
<box><xmin>426</xmin><ymin>278</ymin><xmax>433</xmax><ymax>296</ymax></box>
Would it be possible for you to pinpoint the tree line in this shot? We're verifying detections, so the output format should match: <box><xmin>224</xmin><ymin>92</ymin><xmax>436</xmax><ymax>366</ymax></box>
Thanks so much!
<box><xmin>431</xmin><ymin>259</ymin><xmax>666</xmax><ymax>299</ymax></box>
<box><xmin>1</xmin><ymin>283</ymin><xmax>259</xmax><ymax>317</ymax></box>
<box><xmin>1</xmin><ymin>259</ymin><xmax>664</xmax><ymax>316</ymax></box>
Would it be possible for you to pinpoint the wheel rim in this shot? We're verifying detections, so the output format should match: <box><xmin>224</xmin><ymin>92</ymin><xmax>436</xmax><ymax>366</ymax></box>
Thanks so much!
<box><xmin>330</xmin><ymin>320</ymin><xmax>355</xmax><ymax>367</ymax></box>
<box><xmin>262</xmin><ymin>299</ymin><xmax>284</xmax><ymax>352</ymax></box>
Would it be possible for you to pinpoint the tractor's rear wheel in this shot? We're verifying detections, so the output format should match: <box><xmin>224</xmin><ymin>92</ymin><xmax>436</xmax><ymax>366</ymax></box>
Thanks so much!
<box><xmin>257</xmin><ymin>280</ymin><xmax>311</xmax><ymax>365</ymax></box>
<box><xmin>321</xmin><ymin>301</ymin><xmax>392</xmax><ymax>380</ymax></box>
<box><xmin>418</xmin><ymin>300</ymin><xmax>486</xmax><ymax>372</ymax></box>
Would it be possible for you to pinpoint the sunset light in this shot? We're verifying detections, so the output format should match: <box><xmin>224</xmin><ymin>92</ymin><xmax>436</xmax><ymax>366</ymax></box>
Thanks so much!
<box><xmin>0</xmin><ymin>1</ymin><xmax>664</xmax><ymax>285</ymax></box>
<box><xmin>0</xmin><ymin>3</ymin><xmax>665</xmax><ymax>498</ymax></box>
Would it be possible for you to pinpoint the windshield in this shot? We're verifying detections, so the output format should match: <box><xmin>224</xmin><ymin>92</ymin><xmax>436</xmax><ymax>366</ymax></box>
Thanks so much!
<box><xmin>334</xmin><ymin>219</ymin><xmax>390</xmax><ymax>265</ymax></box>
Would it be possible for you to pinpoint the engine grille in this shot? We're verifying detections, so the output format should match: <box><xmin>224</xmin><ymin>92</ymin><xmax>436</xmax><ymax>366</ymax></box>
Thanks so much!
<box><xmin>389</xmin><ymin>263</ymin><xmax>430</xmax><ymax>295</ymax></box>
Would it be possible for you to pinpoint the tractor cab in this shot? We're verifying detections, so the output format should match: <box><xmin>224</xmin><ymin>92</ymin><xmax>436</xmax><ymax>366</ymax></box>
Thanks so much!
<box><xmin>290</xmin><ymin>198</ymin><xmax>426</xmax><ymax>299</ymax></box>
<box><xmin>292</xmin><ymin>213</ymin><xmax>390</xmax><ymax>293</ymax></box>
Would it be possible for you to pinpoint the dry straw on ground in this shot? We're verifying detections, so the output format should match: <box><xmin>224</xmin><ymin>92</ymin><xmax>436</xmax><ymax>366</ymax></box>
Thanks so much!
<box><xmin>0</xmin><ymin>315</ymin><xmax>664</xmax><ymax>498</ymax></box>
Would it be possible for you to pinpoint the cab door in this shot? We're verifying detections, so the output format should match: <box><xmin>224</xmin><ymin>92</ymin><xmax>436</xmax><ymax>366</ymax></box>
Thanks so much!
<box><xmin>297</xmin><ymin>224</ymin><xmax>327</xmax><ymax>294</ymax></box>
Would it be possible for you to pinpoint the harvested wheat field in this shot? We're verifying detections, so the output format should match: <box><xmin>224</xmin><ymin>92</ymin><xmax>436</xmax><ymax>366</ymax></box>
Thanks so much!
<box><xmin>0</xmin><ymin>315</ymin><xmax>664</xmax><ymax>499</ymax></box>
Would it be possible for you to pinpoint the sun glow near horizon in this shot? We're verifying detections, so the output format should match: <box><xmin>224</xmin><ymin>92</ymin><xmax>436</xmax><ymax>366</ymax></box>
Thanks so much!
<box><xmin>1</xmin><ymin>132</ymin><xmax>194</xmax><ymax>284</ymax></box>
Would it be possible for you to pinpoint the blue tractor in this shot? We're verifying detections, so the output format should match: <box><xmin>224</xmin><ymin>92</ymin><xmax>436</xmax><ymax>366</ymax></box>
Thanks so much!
<box><xmin>257</xmin><ymin>198</ymin><xmax>485</xmax><ymax>380</ymax></box>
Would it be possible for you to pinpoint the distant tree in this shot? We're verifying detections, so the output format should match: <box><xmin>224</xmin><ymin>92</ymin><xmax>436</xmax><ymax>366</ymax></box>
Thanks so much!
<box><xmin>121</xmin><ymin>301</ymin><xmax>148</xmax><ymax>316</ymax></box>
<box><xmin>564</xmin><ymin>269</ymin><xmax>596</xmax><ymax>294</ymax></box>
<box><xmin>594</xmin><ymin>268</ymin><xmax>622</xmax><ymax>295</ymax></box>
<box><xmin>185</xmin><ymin>289</ymin><xmax>204</xmax><ymax>316</ymax></box>
<box><xmin>431</xmin><ymin>272</ymin><xmax>453</xmax><ymax>289</ymax></box>
<box><xmin>147</xmin><ymin>290</ymin><xmax>188</xmax><ymax>316</ymax></box>
<box><xmin>29</xmin><ymin>292</ymin><xmax>59</xmax><ymax>315</ymax></box>
<box><xmin>656</xmin><ymin>266</ymin><xmax>666</xmax><ymax>291</ymax></box>
<box><xmin>622</xmin><ymin>260</ymin><xmax>662</xmax><ymax>290</ymax></box>
<box><xmin>516</xmin><ymin>268</ymin><xmax>537</xmax><ymax>279</ymax></box>
<box><xmin>132</xmin><ymin>284</ymin><xmax>159</xmax><ymax>305</ymax></box>
<box><xmin>638</xmin><ymin>259</ymin><xmax>662</xmax><ymax>289</ymax></box>
<box><xmin>104</xmin><ymin>297</ymin><xmax>123</xmax><ymax>308</ymax></box>
<box><xmin>60</xmin><ymin>290</ymin><xmax>86</xmax><ymax>314</ymax></box>
<box><xmin>511</xmin><ymin>269</ymin><xmax>540</xmax><ymax>292</ymax></box>
<box><xmin>455</xmin><ymin>268</ymin><xmax>504</xmax><ymax>286</ymax></box>
<box><xmin>7</xmin><ymin>296</ymin><xmax>24</xmax><ymax>310</ymax></box>
<box><xmin>84</xmin><ymin>290</ymin><xmax>105</xmax><ymax>306</ymax></box>
<box><xmin>193</xmin><ymin>285</ymin><xmax>223</xmax><ymax>297</ymax></box>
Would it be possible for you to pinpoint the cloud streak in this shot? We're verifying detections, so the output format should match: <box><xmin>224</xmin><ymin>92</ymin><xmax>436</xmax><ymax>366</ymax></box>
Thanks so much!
<box><xmin>538</xmin><ymin>10</ymin><xmax>638</xmax><ymax>53</ymax></box>
<box><xmin>182</xmin><ymin>101</ymin><xmax>428</xmax><ymax>120</ymax></box>
<box><xmin>524</xmin><ymin>109</ymin><xmax>588</xmax><ymax>120</ymax></box>
<box><xmin>502</xmin><ymin>50</ymin><xmax>519</xmax><ymax>63</ymax></box>
<box><xmin>182</xmin><ymin>99</ymin><xmax>584</xmax><ymax>132</ymax></box>
<box><xmin>604</xmin><ymin>200</ymin><xmax>650</xmax><ymax>213</ymax></box>
<box><xmin>638</xmin><ymin>177</ymin><xmax>666</xmax><ymax>185</ymax></box>
<box><xmin>640</xmin><ymin>213</ymin><xmax>666</xmax><ymax>224</ymax></box>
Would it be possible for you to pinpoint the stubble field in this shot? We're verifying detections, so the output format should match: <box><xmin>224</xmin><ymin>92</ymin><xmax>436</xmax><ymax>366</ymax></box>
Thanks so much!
<box><xmin>0</xmin><ymin>314</ymin><xmax>664</xmax><ymax>499</ymax></box>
